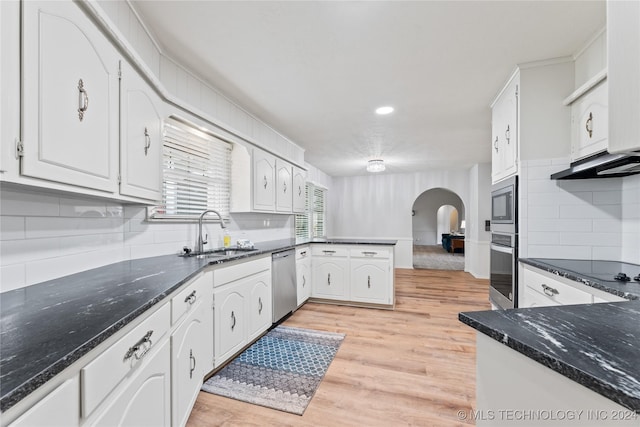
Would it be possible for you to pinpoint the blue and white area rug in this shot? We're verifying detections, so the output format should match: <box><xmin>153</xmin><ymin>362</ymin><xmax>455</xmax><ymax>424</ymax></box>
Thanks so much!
<box><xmin>202</xmin><ymin>325</ymin><xmax>345</xmax><ymax>415</ymax></box>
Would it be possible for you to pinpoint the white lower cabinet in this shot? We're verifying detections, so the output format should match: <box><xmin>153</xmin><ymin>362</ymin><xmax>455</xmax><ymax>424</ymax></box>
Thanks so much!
<box><xmin>350</xmin><ymin>259</ymin><xmax>391</xmax><ymax>305</ymax></box>
<box><xmin>170</xmin><ymin>273</ymin><xmax>213</xmax><ymax>427</ymax></box>
<box><xmin>88</xmin><ymin>340</ymin><xmax>171</xmax><ymax>427</ymax></box>
<box><xmin>213</xmin><ymin>257</ymin><xmax>272</xmax><ymax>368</ymax></box>
<box><xmin>9</xmin><ymin>377</ymin><xmax>79</xmax><ymax>427</ymax></box>
<box><xmin>296</xmin><ymin>246</ymin><xmax>311</xmax><ymax>306</ymax></box>
<box><xmin>312</xmin><ymin>250</ymin><xmax>349</xmax><ymax>301</ymax></box>
<box><xmin>520</xmin><ymin>264</ymin><xmax>626</xmax><ymax>308</ymax></box>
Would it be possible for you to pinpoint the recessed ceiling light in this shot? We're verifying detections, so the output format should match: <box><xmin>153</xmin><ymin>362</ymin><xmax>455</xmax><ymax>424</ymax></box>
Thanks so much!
<box><xmin>375</xmin><ymin>106</ymin><xmax>394</xmax><ymax>115</ymax></box>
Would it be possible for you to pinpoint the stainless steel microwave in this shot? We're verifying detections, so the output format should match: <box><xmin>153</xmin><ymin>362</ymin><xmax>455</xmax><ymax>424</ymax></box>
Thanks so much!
<box><xmin>491</xmin><ymin>176</ymin><xmax>517</xmax><ymax>234</ymax></box>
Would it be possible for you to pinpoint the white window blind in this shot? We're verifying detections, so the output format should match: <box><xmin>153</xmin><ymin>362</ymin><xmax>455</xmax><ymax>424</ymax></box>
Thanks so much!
<box><xmin>295</xmin><ymin>183</ymin><xmax>326</xmax><ymax>239</ymax></box>
<box><xmin>295</xmin><ymin>184</ymin><xmax>310</xmax><ymax>239</ymax></box>
<box><xmin>149</xmin><ymin>117</ymin><xmax>232</xmax><ymax>220</ymax></box>
<box><xmin>312</xmin><ymin>186</ymin><xmax>326</xmax><ymax>238</ymax></box>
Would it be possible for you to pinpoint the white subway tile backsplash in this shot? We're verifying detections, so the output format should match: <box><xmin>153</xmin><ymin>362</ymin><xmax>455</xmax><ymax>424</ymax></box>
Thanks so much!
<box><xmin>592</xmin><ymin>219</ymin><xmax>623</xmax><ymax>233</ymax></box>
<box><xmin>25</xmin><ymin>217</ymin><xmax>124</xmax><ymax>239</ymax></box>
<box><xmin>528</xmin><ymin>191</ymin><xmax>593</xmax><ymax>206</ymax></box>
<box><xmin>527</xmin><ymin>218</ymin><xmax>592</xmax><ymax>232</ymax></box>
<box><xmin>592</xmin><ymin>246</ymin><xmax>623</xmax><ymax>261</ymax></box>
<box><xmin>527</xmin><ymin>232</ymin><xmax>560</xmax><ymax>245</ymax></box>
<box><xmin>1</xmin><ymin>238</ymin><xmax>62</xmax><ymax>265</ymax></box>
<box><xmin>527</xmin><ymin>165</ymin><xmax>561</xmax><ymax>180</ymax></box>
<box><xmin>592</xmin><ymin>191</ymin><xmax>623</xmax><ymax>205</ymax></box>
<box><xmin>559</xmin><ymin>232</ymin><xmax>622</xmax><ymax>247</ymax></box>
<box><xmin>0</xmin><ymin>189</ymin><xmax>60</xmax><ymax>216</ymax></box>
<box><xmin>0</xmin><ymin>264</ymin><xmax>26</xmax><ymax>292</ymax></box>
<box><xmin>59</xmin><ymin>196</ymin><xmax>107</xmax><ymax>217</ymax></box>
<box><xmin>559</xmin><ymin>204</ymin><xmax>621</xmax><ymax>219</ymax></box>
<box><xmin>0</xmin><ymin>217</ymin><xmax>25</xmax><ymax>241</ymax></box>
<box><xmin>558</xmin><ymin>178</ymin><xmax>622</xmax><ymax>192</ymax></box>
<box><xmin>527</xmin><ymin>180</ymin><xmax>560</xmax><ymax>194</ymax></box>
<box><xmin>528</xmin><ymin>205</ymin><xmax>559</xmax><ymax>219</ymax></box>
<box><xmin>527</xmin><ymin>245</ymin><xmax>592</xmax><ymax>259</ymax></box>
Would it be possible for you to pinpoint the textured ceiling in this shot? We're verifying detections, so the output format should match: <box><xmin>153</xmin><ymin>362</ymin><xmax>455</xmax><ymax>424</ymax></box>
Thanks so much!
<box><xmin>132</xmin><ymin>1</ymin><xmax>606</xmax><ymax>177</ymax></box>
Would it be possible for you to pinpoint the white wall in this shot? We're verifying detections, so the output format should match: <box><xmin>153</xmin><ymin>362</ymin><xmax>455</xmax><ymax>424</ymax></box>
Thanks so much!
<box><xmin>622</xmin><ymin>174</ymin><xmax>640</xmax><ymax>265</ymax></box>
<box><xmin>412</xmin><ymin>189</ymin><xmax>464</xmax><ymax>245</ymax></box>
<box><xmin>466</xmin><ymin>163</ymin><xmax>492</xmax><ymax>279</ymax></box>
<box><xmin>519</xmin><ymin>158</ymin><xmax>627</xmax><ymax>261</ymax></box>
<box><xmin>0</xmin><ymin>185</ymin><xmax>294</xmax><ymax>292</ymax></box>
<box><xmin>328</xmin><ymin>169</ymin><xmax>470</xmax><ymax>268</ymax></box>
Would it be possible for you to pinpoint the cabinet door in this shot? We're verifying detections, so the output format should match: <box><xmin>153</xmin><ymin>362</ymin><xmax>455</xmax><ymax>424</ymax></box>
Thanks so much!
<box><xmin>171</xmin><ymin>300</ymin><xmax>211</xmax><ymax>427</ymax></box>
<box><xmin>296</xmin><ymin>257</ymin><xmax>311</xmax><ymax>306</ymax></box>
<box><xmin>213</xmin><ymin>287</ymin><xmax>246</xmax><ymax>367</ymax></box>
<box><xmin>312</xmin><ymin>258</ymin><xmax>348</xmax><ymax>300</ymax></box>
<box><xmin>10</xmin><ymin>377</ymin><xmax>79</xmax><ymax>427</ymax></box>
<box><xmin>252</xmin><ymin>148</ymin><xmax>275</xmax><ymax>211</ymax></box>
<box><xmin>120</xmin><ymin>60</ymin><xmax>163</xmax><ymax>201</ymax></box>
<box><xmin>21</xmin><ymin>1</ymin><xmax>119</xmax><ymax>193</ymax></box>
<box><xmin>89</xmin><ymin>340</ymin><xmax>171</xmax><ymax>427</ymax></box>
<box><xmin>292</xmin><ymin>166</ymin><xmax>307</xmax><ymax>213</ymax></box>
<box><xmin>246</xmin><ymin>271</ymin><xmax>272</xmax><ymax>342</ymax></box>
<box><xmin>491</xmin><ymin>94</ymin><xmax>504</xmax><ymax>182</ymax></box>
<box><xmin>501</xmin><ymin>79</ymin><xmax>518</xmax><ymax>177</ymax></box>
<box><xmin>571</xmin><ymin>82</ymin><xmax>608</xmax><ymax>161</ymax></box>
<box><xmin>275</xmin><ymin>159</ymin><xmax>293</xmax><ymax>212</ymax></box>
<box><xmin>608</xmin><ymin>0</ymin><xmax>640</xmax><ymax>154</ymax></box>
<box><xmin>350</xmin><ymin>259</ymin><xmax>391</xmax><ymax>304</ymax></box>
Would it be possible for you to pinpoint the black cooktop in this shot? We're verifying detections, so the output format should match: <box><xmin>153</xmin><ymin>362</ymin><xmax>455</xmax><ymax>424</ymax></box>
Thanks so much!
<box><xmin>534</xmin><ymin>259</ymin><xmax>640</xmax><ymax>283</ymax></box>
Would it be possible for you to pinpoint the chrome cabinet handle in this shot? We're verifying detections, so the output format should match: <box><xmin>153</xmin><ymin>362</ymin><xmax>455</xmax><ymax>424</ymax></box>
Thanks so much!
<box><xmin>144</xmin><ymin>127</ymin><xmax>151</xmax><ymax>155</ymax></box>
<box><xmin>283</xmin><ymin>182</ymin><xmax>287</xmax><ymax>193</ymax></box>
<box><xmin>585</xmin><ymin>112</ymin><xmax>593</xmax><ymax>138</ymax></box>
<box><xmin>541</xmin><ymin>284</ymin><xmax>559</xmax><ymax>297</ymax></box>
<box><xmin>300</xmin><ymin>250</ymin><xmax>307</xmax><ymax>257</ymax></box>
<box><xmin>258</xmin><ymin>297</ymin><xmax>263</xmax><ymax>314</ymax></box>
<box><xmin>362</xmin><ymin>251</ymin><xmax>377</xmax><ymax>257</ymax></box>
<box><xmin>298</xmin><ymin>186</ymin><xmax>302</xmax><ymax>196</ymax></box>
<box><xmin>124</xmin><ymin>330</ymin><xmax>153</xmax><ymax>361</ymax></box>
<box><xmin>505</xmin><ymin>125</ymin><xmax>510</xmax><ymax>144</ymax></box>
<box><xmin>367</xmin><ymin>275</ymin><xmax>371</xmax><ymax>289</ymax></box>
<box><xmin>302</xmin><ymin>275</ymin><xmax>306</xmax><ymax>287</ymax></box>
<box><xmin>322</xmin><ymin>250</ymin><xmax>336</xmax><ymax>255</ymax></box>
<box><xmin>494</xmin><ymin>136</ymin><xmax>499</xmax><ymax>152</ymax></box>
<box><xmin>184</xmin><ymin>290</ymin><xmax>196</xmax><ymax>304</ymax></box>
<box><xmin>263</xmin><ymin>175</ymin><xmax>268</xmax><ymax>189</ymax></box>
<box><xmin>77</xmin><ymin>79</ymin><xmax>89</xmax><ymax>121</ymax></box>
<box><xmin>189</xmin><ymin>349</ymin><xmax>196</xmax><ymax>379</ymax></box>
<box><xmin>231</xmin><ymin>311</ymin><xmax>236</xmax><ymax>330</ymax></box>
<box><xmin>327</xmin><ymin>273</ymin><xmax>331</xmax><ymax>286</ymax></box>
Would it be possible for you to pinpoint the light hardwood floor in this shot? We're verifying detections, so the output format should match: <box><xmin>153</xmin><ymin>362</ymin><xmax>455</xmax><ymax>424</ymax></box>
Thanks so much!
<box><xmin>187</xmin><ymin>268</ymin><xmax>490</xmax><ymax>427</ymax></box>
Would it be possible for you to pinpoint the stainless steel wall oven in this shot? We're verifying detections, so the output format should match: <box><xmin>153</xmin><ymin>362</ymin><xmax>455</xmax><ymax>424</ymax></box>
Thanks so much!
<box><xmin>490</xmin><ymin>176</ymin><xmax>518</xmax><ymax>309</ymax></box>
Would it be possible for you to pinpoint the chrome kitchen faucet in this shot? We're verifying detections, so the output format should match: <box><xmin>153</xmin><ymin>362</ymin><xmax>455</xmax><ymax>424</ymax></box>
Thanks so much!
<box><xmin>196</xmin><ymin>210</ymin><xmax>226</xmax><ymax>254</ymax></box>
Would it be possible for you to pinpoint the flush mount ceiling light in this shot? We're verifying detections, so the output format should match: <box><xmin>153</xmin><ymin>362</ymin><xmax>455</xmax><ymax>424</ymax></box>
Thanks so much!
<box><xmin>375</xmin><ymin>106</ymin><xmax>394</xmax><ymax>115</ymax></box>
<box><xmin>367</xmin><ymin>159</ymin><xmax>386</xmax><ymax>173</ymax></box>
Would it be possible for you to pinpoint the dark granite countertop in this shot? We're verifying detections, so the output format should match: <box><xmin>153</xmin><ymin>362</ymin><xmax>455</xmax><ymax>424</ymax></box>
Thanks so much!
<box><xmin>520</xmin><ymin>258</ymin><xmax>640</xmax><ymax>300</ymax></box>
<box><xmin>459</xmin><ymin>301</ymin><xmax>640</xmax><ymax>411</ymax></box>
<box><xmin>0</xmin><ymin>237</ymin><xmax>395</xmax><ymax>412</ymax></box>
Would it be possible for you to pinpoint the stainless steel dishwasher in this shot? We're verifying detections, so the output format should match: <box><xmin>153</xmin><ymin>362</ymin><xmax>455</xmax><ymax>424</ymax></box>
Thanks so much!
<box><xmin>272</xmin><ymin>249</ymin><xmax>297</xmax><ymax>324</ymax></box>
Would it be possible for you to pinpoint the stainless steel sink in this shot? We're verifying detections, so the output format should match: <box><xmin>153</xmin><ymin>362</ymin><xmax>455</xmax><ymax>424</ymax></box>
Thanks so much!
<box><xmin>180</xmin><ymin>247</ymin><xmax>258</xmax><ymax>258</ymax></box>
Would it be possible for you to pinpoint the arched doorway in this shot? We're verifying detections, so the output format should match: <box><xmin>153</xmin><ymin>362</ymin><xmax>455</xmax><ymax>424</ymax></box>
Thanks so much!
<box><xmin>412</xmin><ymin>188</ymin><xmax>465</xmax><ymax>270</ymax></box>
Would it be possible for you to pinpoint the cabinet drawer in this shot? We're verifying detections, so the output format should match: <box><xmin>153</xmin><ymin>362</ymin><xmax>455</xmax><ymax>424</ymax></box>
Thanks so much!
<box><xmin>521</xmin><ymin>284</ymin><xmax>561</xmax><ymax>308</ymax></box>
<box><xmin>349</xmin><ymin>247</ymin><xmax>391</xmax><ymax>259</ymax></box>
<box><xmin>171</xmin><ymin>271</ymin><xmax>212</xmax><ymax>325</ymax></box>
<box><xmin>296</xmin><ymin>246</ymin><xmax>310</xmax><ymax>260</ymax></box>
<box><xmin>523</xmin><ymin>267</ymin><xmax>592</xmax><ymax>306</ymax></box>
<box><xmin>81</xmin><ymin>303</ymin><xmax>170</xmax><ymax>418</ymax></box>
<box><xmin>311</xmin><ymin>245</ymin><xmax>348</xmax><ymax>257</ymax></box>
<box><xmin>213</xmin><ymin>256</ymin><xmax>270</xmax><ymax>288</ymax></box>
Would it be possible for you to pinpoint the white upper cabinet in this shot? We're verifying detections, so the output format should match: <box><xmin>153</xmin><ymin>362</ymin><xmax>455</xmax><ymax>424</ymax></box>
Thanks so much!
<box><xmin>570</xmin><ymin>81</ymin><xmax>608</xmax><ymax>161</ymax></box>
<box><xmin>275</xmin><ymin>159</ymin><xmax>293</xmax><ymax>212</ymax></box>
<box><xmin>252</xmin><ymin>147</ymin><xmax>276</xmax><ymax>211</ymax></box>
<box><xmin>607</xmin><ymin>0</ymin><xmax>640</xmax><ymax>154</ymax></box>
<box><xmin>491</xmin><ymin>72</ymin><xmax>519</xmax><ymax>184</ymax></box>
<box><xmin>21</xmin><ymin>1</ymin><xmax>119</xmax><ymax>193</ymax></box>
<box><xmin>292</xmin><ymin>166</ymin><xmax>307</xmax><ymax>214</ymax></box>
<box><xmin>119</xmin><ymin>60</ymin><xmax>164</xmax><ymax>202</ymax></box>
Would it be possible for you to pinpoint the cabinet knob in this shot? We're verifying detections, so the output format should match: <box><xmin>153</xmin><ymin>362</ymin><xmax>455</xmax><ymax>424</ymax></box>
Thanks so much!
<box><xmin>585</xmin><ymin>112</ymin><xmax>593</xmax><ymax>138</ymax></box>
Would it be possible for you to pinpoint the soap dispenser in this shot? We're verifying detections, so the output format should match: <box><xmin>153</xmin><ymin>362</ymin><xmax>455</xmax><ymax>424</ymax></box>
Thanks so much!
<box><xmin>223</xmin><ymin>230</ymin><xmax>231</xmax><ymax>248</ymax></box>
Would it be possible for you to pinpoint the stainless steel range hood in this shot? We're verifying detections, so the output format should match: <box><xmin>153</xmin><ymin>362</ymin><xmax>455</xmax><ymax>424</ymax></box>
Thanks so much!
<box><xmin>550</xmin><ymin>151</ymin><xmax>640</xmax><ymax>180</ymax></box>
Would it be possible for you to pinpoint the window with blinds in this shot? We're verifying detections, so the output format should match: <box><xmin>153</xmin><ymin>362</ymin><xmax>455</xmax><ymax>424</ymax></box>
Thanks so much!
<box><xmin>148</xmin><ymin>117</ymin><xmax>232</xmax><ymax>220</ymax></box>
<box><xmin>295</xmin><ymin>183</ymin><xmax>326</xmax><ymax>239</ymax></box>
